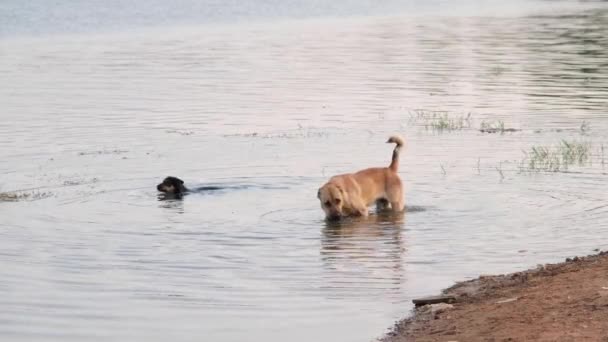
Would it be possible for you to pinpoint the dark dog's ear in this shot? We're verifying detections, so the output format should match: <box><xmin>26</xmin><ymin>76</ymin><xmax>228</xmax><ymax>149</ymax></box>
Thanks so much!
<box><xmin>166</xmin><ymin>176</ymin><xmax>184</xmax><ymax>185</ymax></box>
<box><xmin>317</xmin><ymin>189</ymin><xmax>321</xmax><ymax>199</ymax></box>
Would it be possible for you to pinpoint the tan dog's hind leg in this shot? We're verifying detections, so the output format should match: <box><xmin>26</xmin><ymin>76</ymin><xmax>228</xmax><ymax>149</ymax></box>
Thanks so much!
<box><xmin>388</xmin><ymin>188</ymin><xmax>404</xmax><ymax>212</ymax></box>
<box><xmin>386</xmin><ymin>178</ymin><xmax>404</xmax><ymax>213</ymax></box>
<box><xmin>390</xmin><ymin>199</ymin><xmax>404</xmax><ymax>213</ymax></box>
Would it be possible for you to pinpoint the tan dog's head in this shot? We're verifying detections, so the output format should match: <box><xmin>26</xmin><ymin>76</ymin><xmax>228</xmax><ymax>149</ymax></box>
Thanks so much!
<box><xmin>317</xmin><ymin>183</ymin><xmax>346</xmax><ymax>220</ymax></box>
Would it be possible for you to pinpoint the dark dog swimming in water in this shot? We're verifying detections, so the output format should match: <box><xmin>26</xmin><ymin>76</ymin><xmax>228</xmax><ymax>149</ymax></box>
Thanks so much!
<box><xmin>156</xmin><ymin>176</ymin><xmax>223</xmax><ymax>197</ymax></box>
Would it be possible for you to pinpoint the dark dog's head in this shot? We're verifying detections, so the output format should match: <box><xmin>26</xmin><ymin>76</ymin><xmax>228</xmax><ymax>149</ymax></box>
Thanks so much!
<box><xmin>157</xmin><ymin>176</ymin><xmax>188</xmax><ymax>194</ymax></box>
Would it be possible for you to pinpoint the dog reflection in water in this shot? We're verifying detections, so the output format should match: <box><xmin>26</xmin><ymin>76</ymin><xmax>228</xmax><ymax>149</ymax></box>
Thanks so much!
<box><xmin>322</xmin><ymin>210</ymin><xmax>406</xmax><ymax>251</ymax></box>
<box><xmin>320</xmin><ymin>211</ymin><xmax>407</xmax><ymax>294</ymax></box>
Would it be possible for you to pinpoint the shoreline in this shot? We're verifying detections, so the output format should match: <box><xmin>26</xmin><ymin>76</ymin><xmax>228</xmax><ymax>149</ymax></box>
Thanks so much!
<box><xmin>382</xmin><ymin>251</ymin><xmax>608</xmax><ymax>341</ymax></box>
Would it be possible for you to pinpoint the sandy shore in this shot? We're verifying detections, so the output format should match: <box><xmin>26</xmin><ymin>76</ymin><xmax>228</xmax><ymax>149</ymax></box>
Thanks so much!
<box><xmin>382</xmin><ymin>252</ymin><xmax>608</xmax><ymax>342</ymax></box>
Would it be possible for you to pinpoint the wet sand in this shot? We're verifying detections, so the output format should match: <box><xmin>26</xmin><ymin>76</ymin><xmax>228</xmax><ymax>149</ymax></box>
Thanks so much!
<box><xmin>383</xmin><ymin>251</ymin><xmax>608</xmax><ymax>341</ymax></box>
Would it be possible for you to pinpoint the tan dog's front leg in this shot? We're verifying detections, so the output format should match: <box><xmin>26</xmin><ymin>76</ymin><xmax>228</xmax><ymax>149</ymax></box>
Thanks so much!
<box><xmin>352</xmin><ymin>199</ymin><xmax>369</xmax><ymax>217</ymax></box>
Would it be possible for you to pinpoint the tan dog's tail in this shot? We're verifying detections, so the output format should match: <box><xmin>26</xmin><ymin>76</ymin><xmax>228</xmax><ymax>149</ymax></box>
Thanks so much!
<box><xmin>386</xmin><ymin>135</ymin><xmax>404</xmax><ymax>172</ymax></box>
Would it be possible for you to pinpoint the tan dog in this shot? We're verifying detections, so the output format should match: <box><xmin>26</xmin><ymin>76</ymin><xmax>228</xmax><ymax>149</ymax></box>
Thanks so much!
<box><xmin>317</xmin><ymin>135</ymin><xmax>405</xmax><ymax>220</ymax></box>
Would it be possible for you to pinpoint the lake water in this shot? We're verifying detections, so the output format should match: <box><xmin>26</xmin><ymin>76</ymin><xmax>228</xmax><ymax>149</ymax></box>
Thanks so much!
<box><xmin>1</xmin><ymin>1</ymin><xmax>608</xmax><ymax>341</ymax></box>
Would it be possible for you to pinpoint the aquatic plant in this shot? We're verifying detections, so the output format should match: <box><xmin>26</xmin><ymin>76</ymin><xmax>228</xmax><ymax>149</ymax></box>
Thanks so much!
<box><xmin>479</xmin><ymin>120</ymin><xmax>518</xmax><ymax>134</ymax></box>
<box><xmin>0</xmin><ymin>191</ymin><xmax>30</xmax><ymax>202</ymax></box>
<box><xmin>224</xmin><ymin>126</ymin><xmax>331</xmax><ymax>139</ymax></box>
<box><xmin>523</xmin><ymin>140</ymin><xmax>590</xmax><ymax>172</ymax></box>
<box><xmin>411</xmin><ymin>110</ymin><xmax>472</xmax><ymax>132</ymax></box>
<box><xmin>496</xmin><ymin>161</ymin><xmax>505</xmax><ymax>181</ymax></box>
<box><xmin>440</xmin><ymin>163</ymin><xmax>447</xmax><ymax>176</ymax></box>
<box><xmin>0</xmin><ymin>190</ymin><xmax>52</xmax><ymax>202</ymax></box>
<box><xmin>580</xmin><ymin>120</ymin><xmax>591</xmax><ymax>135</ymax></box>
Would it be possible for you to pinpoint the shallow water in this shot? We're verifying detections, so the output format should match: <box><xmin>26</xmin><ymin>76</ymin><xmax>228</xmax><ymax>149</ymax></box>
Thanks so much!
<box><xmin>2</xmin><ymin>1</ymin><xmax>608</xmax><ymax>341</ymax></box>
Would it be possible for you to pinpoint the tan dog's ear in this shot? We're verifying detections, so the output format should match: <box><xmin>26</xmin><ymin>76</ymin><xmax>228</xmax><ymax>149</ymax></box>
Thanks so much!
<box><xmin>336</xmin><ymin>185</ymin><xmax>344</xmax><ymax>194</ymax></box>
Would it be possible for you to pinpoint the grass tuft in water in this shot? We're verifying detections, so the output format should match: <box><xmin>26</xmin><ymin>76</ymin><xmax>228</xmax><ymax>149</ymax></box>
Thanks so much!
<box><xmin>0</xmin><ymin>190</ymin><xmax>52</xmax><ymax>202</ymax></box>
<box><xmin>411</xmin><ymin>110</ymin><xmax>472</xmax><ymax>132</ymax></box>
<box><xmin>479</xmin><ymin>120</ymin><xmax>518</xmax><ymax>134</ymax></box>
<box><xmin>496</xmin><ymin>161</ymin><xmax>505</xmax><ymax>181</ymax></box>
<box><xmin>580</xmin><ymin>120</ymin><xmax>591</xmax><ymax>135</ymax></box>
<box><xmin>523</xmin><ymin>140</ymin><xmax>591</xmax><ymax>172</ymax></box>
<box><xmin>0</xmin><ymin>192</ymin><xmax>30</xmax><ymax>202</ymax></box>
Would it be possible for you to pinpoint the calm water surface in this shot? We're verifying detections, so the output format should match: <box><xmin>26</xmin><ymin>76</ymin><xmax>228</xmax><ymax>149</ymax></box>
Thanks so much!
<box><xmin>1</xmin><ymin>1</ymin><xmax>608</xmax><ymax>341</ymax></box>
